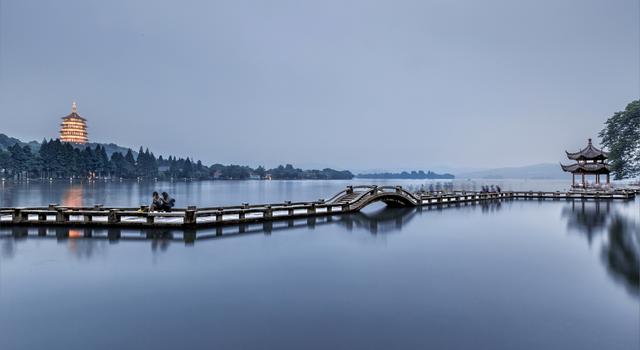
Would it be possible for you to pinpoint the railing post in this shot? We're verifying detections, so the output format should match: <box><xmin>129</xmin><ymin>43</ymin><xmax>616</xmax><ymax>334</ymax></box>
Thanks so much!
<box><xmin>342</xmin><ymin>204</ymin><xmax>349</xmax><ymax>212</ymax></box>
<box><xmin>263</xmin><ymin>205</ymin><xmax>272</xmax><ymax>219</ymax></box>
<box><xmin>307</xmin><ymin>203</ymin><xmax>316</xmax><ymax>215</ymax></box>
<box><xmin>84</xmin><ymin>213</ymin><xmax>93</xmax><ymax>223</ymax></box>
<box><xmin>184</xmin><ymin>206</ymin><xmax>197</xmax><ymax>226</ymax></box>
<box><xmin>108</xmin><ymin>209</ymin><xmax>120</xmax><ymax>224</ymax></box>
<box><xmin>56</xmin><ymin>209</ymin><xmax>68</xmax><ymax>223</ymax></box>
<box><xmin>346</xmin><ymin>186</ymin><xmax>353</xmax><ymax>195</ymax></box>
<box><xmin>216</xmin><ymin>210</ymin><xmax>223</xmax><ymax>222</ymax></box>
<box><xmin>239</xmin><ymin>210</ymin><xmax>245</xmax><ymax>220</ymax></box>
<box><xmin>12</xmin><ymin>209</ymin><xmax>23</xmax><ymax>224</ymax></box>
<box><xmin>38</xmin><ymin>212</ymin><xmax>47</xmax><ymax>221</ymax></box>
<box><xmin>395</xmin><ymin>186</ymin><xmax>402</xmax><ymax>193</ymax></box>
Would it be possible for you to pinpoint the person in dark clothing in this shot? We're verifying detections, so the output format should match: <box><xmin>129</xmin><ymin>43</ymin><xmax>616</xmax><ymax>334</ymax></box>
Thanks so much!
<box><xmin>159</xmin><ymin>192</ymin><xmax>175</xmax><ymax>211</ymax></box>
<box><xmin>150</xmin><ymin>191</ymin><xmax>163</xmax><ymax>211</ymax></box>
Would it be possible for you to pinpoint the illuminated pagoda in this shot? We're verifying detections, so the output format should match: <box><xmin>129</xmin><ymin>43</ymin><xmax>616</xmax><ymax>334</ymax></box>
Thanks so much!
<box><xmin>59</xmin><ymin>102</ymin><xmax>88</xmax><ymax>144</ymax></box>
<box><xmin>561</xmin><ymin>138</ymin><xmax>610</xmax><ymax>188</ymax></box>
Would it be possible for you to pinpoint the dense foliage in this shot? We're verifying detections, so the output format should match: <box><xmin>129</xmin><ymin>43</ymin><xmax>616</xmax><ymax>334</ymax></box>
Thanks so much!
<box><xmin>0</xmin><ymin>138</ymin><xmax>353</xmax><ymax>181</ymax></box>
<box><xmin>357</xmin><ymin>170</ymin><xmax>454</xmax><ymax>179</ymax></box>
<box><xmin>599</xmin><ymin>100</ymin><xmax>640</xmax><ymax>179</ymax></box>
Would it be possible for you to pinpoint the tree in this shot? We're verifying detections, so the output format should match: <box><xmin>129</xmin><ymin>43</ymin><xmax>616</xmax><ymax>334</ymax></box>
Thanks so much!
<box><xmin>599</xmin><ymin>100</ymin><xmax>640</xmax><ymax>179</ymax></box>
<box><xmin>254</xmin><ymin>166</ymin><xmax>266</xmax><ymax>178</ymax></box>
<box><xmin>182</xmin><ymin>158</ymin><xmax>193</xmax><ymax>178</ymax></box>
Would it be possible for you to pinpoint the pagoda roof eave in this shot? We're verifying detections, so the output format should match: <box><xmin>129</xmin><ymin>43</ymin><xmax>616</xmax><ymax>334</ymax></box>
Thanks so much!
<box><xmin>560</xmin><ymin>162</ymin><xmax>611</xmax><ymax>173</ymax></box>
<box><xmin>565</xmin><ymin>139</ymin><xmax>609</xmax><ymax>160</ymax></box>
<box><xmin>61</xmin><ymin>112</ymin><xmax>87</xmax><ymax>121</ymax></box>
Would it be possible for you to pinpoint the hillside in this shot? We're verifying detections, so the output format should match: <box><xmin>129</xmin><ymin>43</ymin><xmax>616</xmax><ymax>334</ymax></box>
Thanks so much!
<box><xmin>0</xmin><ymin>134</ymin><xmax>137</xmax><ymax>158</ymax></box>
<box><xmin>0</xmin><ymin>134</ymin><xmax>40</xmax><ymax>152</ymax></box>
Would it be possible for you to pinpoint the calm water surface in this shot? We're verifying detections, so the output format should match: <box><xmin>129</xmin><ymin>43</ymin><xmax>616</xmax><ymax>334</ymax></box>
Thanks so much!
<box><xmin>0</xmin><ymin>180</ymin><xmax>638</xmax><ymax>350</ymax></box>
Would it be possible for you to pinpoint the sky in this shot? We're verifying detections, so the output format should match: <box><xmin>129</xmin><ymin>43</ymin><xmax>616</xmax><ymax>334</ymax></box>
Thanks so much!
<box><xmin>0</xmin><ymin>0</ymin><xmax>638</xmax><ymax>172</ymax></box>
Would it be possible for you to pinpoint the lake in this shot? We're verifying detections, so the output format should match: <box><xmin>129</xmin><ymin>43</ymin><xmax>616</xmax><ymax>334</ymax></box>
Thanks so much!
<box><xmin>0</xmin><ymin>180</ymin><xmax>638</xmax><ymax>350</ymax></box>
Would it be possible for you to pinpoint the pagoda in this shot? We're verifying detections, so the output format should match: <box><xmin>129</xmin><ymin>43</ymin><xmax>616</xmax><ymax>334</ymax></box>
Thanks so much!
<box><xmin>561</xmin><ymin>138</ymin><xmax>610</xmax><ymax>188</ymax></box>
<box><xmin>59</xmin><ymin>102</ymin><xmax>88</xmax><ymax>144</ymax></box>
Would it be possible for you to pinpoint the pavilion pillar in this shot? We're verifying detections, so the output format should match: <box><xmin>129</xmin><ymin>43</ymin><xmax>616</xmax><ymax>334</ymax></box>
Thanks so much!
<box><xmin>581</xmin><ymin>173</ymin><xmax>585</xmax><ymax>187</ymax></box>
<box><xmin>595</xmin><ymin>174</ymin><xmax>599</xmax><ymax>184</ymax></box>
<box><xmin>606</xmin><ymin>173</ymin><xmax>610</xmax><ymax>184</ymax></box>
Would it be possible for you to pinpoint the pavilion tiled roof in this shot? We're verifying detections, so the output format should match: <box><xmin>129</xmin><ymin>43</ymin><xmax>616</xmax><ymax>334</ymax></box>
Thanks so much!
<box><xmin>560</xmin><ymin>162</ymin><xmax>610</xmax><ymax>173</ymax></box>
<box><xmin>565</xmin><ymin>138</ymin><xmax>609</xmax><ymax>160</ymax></box>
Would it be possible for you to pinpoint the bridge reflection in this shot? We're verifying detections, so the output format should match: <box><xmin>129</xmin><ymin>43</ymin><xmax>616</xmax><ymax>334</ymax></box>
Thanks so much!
<box><xmin>562</xmin><ymin>200</ymin><xmax>639</xmax><ymax>297</ymax></box>
<box><xmin>0</xmin><ymin>206</ymin><xmax>422</xmax><ymax>242</ymax></box>
<box><xmin>0</xmin><ymin>201</ymin><xmax>503</xmax><ymax>257</ymax></box>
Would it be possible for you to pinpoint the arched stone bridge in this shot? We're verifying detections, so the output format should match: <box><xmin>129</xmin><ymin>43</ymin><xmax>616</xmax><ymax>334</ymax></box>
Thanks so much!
<box><xmin>325</xmin><ymin>185</ymin><xmax>419</xmax><ymax>210</ymax></box>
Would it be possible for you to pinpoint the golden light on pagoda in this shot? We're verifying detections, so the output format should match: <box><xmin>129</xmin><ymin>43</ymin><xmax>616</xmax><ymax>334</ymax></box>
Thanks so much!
<box><xmin>59</xmin><ymin>101</ymin><xmax>89</xmax><ymax>144</ymax></box>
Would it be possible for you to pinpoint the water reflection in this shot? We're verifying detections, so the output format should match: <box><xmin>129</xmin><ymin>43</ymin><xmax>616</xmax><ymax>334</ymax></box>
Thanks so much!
<box><xmin>602</xmin><ymin>215</ymin><xmax>639</xmax><ymax>297</ymax></box>
<box><xmin>3</xmin><ymin>199</ymin><xmax>635</xmax><ymax>298</ymax></box>
<box><xmin>63</xmin><ymin>185</ymin><xmax>84</xmax><ymax>207</ymax></box>
<box><xmin>563</xmin><ymin>201</ymin><xmax>611</xmax><ymax>244</ymax></box>
<box><xmin>0</xmin><ymin>201</ymin><xmax>505</xmax><ymax>260</ymax></box>
<box><xmin>562</xmin><ymin>200</ymin><xmax>639</xmax><ymax>296</ymax></box>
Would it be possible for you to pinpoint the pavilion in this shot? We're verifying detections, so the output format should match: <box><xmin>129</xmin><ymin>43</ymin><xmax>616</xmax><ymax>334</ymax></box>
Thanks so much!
<box><xmin>561</xmin><ymin>138</ymin><xmax>610</xmax><ymax>188</ymax></box>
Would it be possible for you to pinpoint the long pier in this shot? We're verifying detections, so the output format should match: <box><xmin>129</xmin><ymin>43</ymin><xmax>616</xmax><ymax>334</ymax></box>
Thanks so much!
<box><xmin>0</xmin><ymin>185</ymin><xmax>636</xmax><ymax>229</ymax></box>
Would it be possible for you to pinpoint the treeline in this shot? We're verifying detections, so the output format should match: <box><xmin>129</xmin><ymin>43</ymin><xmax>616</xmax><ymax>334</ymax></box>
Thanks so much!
<box><xmin>599</xmin><ymin>100</ymin><xmax>639</xmax><ymax>179</ymax></box>
<box><xmin>357</xmin><ymin>170</ymin><xmax>454</xmax><ymax>179</ymax></box>
<box><xmin>0</xmin><ymin>138</ymin><xmax>353</xmax><ymax>180</ymax></box>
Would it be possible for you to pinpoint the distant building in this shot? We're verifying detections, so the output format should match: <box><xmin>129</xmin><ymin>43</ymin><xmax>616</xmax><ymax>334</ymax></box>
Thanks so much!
<box><xmin>561</xmin><ymin>138</ymin><xmax>610</xmax><ymax>188</ymax></box>
<box><xmin>59</xmin><ymin>102</ymin><xmax>88</xmax><ymax>144</ymax></box>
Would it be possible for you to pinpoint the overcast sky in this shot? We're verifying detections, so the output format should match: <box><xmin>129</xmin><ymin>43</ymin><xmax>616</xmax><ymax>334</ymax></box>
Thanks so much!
<box><xmin>0</xmin><ymin>0</ymin><xmax>638</xmax><ymax>171</ymax></box>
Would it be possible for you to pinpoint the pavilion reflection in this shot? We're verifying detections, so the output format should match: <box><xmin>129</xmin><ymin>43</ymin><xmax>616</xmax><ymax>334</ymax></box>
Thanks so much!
<box><xmin>562</xmin><ymin>200</ymin><xmax>639</xmax><ymax>297</ymax></box>
<box><xmin>562</xmin><ymin>200</ymin><xmax>611</xmax><ymax>244</ymax></box>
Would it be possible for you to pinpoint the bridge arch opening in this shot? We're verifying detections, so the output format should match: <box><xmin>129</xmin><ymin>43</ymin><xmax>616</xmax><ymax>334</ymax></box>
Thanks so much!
<box><xmin>357</xmin><ymin>192</ymin><xmax>417</xmax><ymax>210</ymax></box>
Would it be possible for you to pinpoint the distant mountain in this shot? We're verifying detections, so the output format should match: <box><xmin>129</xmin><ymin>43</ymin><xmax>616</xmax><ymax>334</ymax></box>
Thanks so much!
<box><xmin>456</xmin><ymin>163</ymin><xmax>566</xmax><ymax>180</ymax></box>
<box><xmin>357</xmin><ymin>170</ymin><xmax>454</xmax><ymax>179</ymax></box>
<box><xmin>0</xmin><ymin>134</ymin><xmax>40</xmax><ymax>152</ymax></box>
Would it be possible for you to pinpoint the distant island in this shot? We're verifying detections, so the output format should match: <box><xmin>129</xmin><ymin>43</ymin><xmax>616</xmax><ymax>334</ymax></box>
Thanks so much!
<box><xmin>357</xmin><ymin>170</ymin><xmax>454</xmax><ymax>180</ymax></box>
<box><xmin>0</xmin><ymin>134</ymin><xmax>353</xmax><ymax>181</ymax></box>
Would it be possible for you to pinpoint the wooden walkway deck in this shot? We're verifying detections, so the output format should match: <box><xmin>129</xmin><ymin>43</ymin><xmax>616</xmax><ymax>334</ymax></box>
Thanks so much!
<box><xmin>0</xmin><ymin>185</ymin><xmax>636</xmax><ymax>230</ymax></box>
